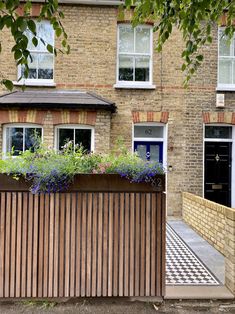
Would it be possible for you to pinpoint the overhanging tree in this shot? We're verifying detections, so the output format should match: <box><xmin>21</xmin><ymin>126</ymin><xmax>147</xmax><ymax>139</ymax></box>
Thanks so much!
<box><xmin>0</xmin><ymin>0</ymin><xmax>69</xmax><ymax>90</ymax></box>
<box><xmin>124</xmin><ymin>0</ymin><xmax>235</xmax><ymax>84</ymax></box>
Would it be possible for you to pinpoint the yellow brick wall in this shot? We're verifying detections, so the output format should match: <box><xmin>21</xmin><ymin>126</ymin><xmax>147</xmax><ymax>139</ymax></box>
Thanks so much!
<box><xmin>183</xmin><ymin>192</ymin><xmax>235</xmax><ymax>294</ymax></box>
<box><xmin>182</xmin><ymin>192</ymin><xmax>226</xmax><ymax>255</ymax></box>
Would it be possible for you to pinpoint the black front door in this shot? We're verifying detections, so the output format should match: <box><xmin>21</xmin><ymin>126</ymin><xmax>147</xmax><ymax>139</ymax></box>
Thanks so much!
<box><xmin>204</xmin><ymin>142</ymin><xmax>232</xmax><ymax>206</ymax></box>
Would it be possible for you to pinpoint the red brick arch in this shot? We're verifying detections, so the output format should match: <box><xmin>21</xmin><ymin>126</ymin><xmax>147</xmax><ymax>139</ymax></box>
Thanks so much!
<box><xmin>132</xmin><ymin>111</ymin><xmax>169</xmax><ymax>124</ymax></box>
<box><xmin>0</xmin><ymin>110</ymin><xmax>46</xmax><ymax>125</ymax></box>
<box><xmin>202</xmin><ymin>112</ymin><xmax>235</xmax><ymax>125</ymax></box>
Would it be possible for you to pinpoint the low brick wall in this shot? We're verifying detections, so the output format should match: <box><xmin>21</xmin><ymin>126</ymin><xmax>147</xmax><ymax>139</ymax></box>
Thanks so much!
<box><xmin>182</xmin><ymin>192</ymin><xmax>226</xmax><ymax>255</ymax></box>
<box><xmin>182</xmin><ymin>192</ymin><xmax>235</xmax><ymax>295</ymax></box>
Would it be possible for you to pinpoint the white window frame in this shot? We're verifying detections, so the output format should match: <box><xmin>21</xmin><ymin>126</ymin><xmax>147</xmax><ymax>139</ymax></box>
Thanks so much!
<box><xmin>55</xmin><ymin>124</ymin><xmax>95</xmax><ymax>152</ymax></box>
<box><xmin>217</xmin><ymin>27</ymin><xmax>235</xmax><ymax>91</ymax></box>
<box><xmin>2</xmin><ymin>123</ymin><xmax>43</xmax><ymax>157</ymax></box>
<box><xmin>15</xmin><ymin>20</ymin><xmax>55</xmax><ymax>87</ymax></box>
<box><xmin>203</xmin><ymin>124</ymin><xmax>235</xmax><ymax>208</ymax></box>
<box><xmin>114</xmin><ymin>24</ymin><xmax>156</xmax><ymax>89</ymax></box>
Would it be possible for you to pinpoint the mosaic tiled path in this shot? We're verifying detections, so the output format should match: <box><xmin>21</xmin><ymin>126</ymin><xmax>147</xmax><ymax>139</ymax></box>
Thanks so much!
<box><xmin>166</xmin><ymin>224</ymin><xmax>220</xmax><ymax>285</ymax></box>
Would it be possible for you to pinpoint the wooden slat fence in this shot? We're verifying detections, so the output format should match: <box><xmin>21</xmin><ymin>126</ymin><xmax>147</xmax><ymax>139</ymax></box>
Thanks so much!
<box><xmin>0</xmin><ymin>191</ymin><xmax>165</xmax><ymax>298</ymax></box>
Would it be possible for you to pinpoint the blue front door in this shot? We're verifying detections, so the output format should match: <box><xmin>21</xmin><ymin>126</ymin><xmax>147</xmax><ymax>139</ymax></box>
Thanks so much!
<box><xmin>134</xmin><ymin>141</ymin><xmax>163</xmax><ymax>163</ymax></box>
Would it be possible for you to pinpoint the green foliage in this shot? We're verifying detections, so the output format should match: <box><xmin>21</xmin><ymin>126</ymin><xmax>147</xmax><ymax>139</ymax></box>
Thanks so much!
<box><xmin>0</xmin><ymin>140</ymin><xmax>164</xmax><ymax>193</ymax></box>
<box><xmin>125</xmin><ymin>0</ymin><xmax>235</xmax><ymax>85</ymax></box>
<box><xmin>0</xmin><ymin>0</ymin><xmax>70</xmax><ymax>89</ymax></box>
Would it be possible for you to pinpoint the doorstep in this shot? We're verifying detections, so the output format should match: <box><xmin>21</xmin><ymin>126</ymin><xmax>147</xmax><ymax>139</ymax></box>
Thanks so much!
<box><xmin>165</xmin><ymin>285</ymin><xmax>234</xmax><ymax>300</ymax></box>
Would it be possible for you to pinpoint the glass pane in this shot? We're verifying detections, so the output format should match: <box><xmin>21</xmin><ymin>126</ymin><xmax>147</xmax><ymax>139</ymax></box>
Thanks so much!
<box><xmin>25</xmin><ymin>128</ymin><xmax>42</xmax><ymax>151</ymax></box>
<box><xmin>75</xmin><ymin>129</ymin><xmax>91</xmax><ymax>152</ymax></box>
<box><xmin>119</xmin><ymin>25</ymin><xmax>134</xmax><ymax>53</ymax></box>
<box><xmin>6</xmin><ymin>127</ymin><xmax>23</xmax><ymax>156</ymax></box>
<box><xmin>219</xmin><ymin>59</ymin><xmax>232</xmax><ymax>84</ymax></box>
<box><xmin>134</xmin><ymin>126</ymin><xmax>164</xmax><ymax>138</ymax></box>
<box><xmin>135</xmin><ymin>56</ymin><xmax>150</xmax><ymax>81</ymax></box>
<box><xmin>58</xmin><ymin>128</ymin><xmax>74</xmax><ymax>150</ymax></box>
<box><xmin>38</xmin><ymin>21</ymin><xmax>54</xmax><ymax>51</ymax></box>
<box><xmin>136</xmin><ymin>27</ymin><xmax>150</xmax><ymax>53</ymax></box>
<box><xmin>219</xmin><ymin>32</ymin><xmax>231</xmax><ymax>56</ymax></box>
<box><xmin>38</xmin><ymin>54</ymin><xmax>53</xmax><ymax>79</ymax></box>
<box><xmin>136</xmin><ymin>144</ymin><xmax>147</xmax><ymax>160</ymax></box>
<box><xmin>119</xmin><ymin>56</ymin><xmax>134</xmax><ymax>81</ymax></box>
<box><xmin>28</xmin><ymin>53</ymin><xmax>38</xmax><ymax>79</ymax></box>
<box><xmin>205</xmin><ymin>126</ymin><xmax>232</xmax><ymax>139</ymax></box>
<box><xmin>150</xmin><ymin>145</ymin><xmax>160</xmax><ymax>162</ymax></box>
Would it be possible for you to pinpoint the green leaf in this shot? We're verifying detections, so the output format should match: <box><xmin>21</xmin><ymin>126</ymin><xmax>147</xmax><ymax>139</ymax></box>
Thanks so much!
<box><xmin>55</xmin><ymin>28</ymin><xmax>62</xmax><ymax>37</ymax></box>
<box><xmin>2</xmin><ymin>79</ymin><xmax>14</xmax><ymax>91</ymax></box>
<box><xmin>27</xmin><ymin>20</ymin><xmax>36</xmax><ymax>35</ymax></box>
<box><xmin>32</xmin><ymin>37</ymin><xmax>38</xmax><ymax>47</ymax></box>
<box><xmin>46</xmin><ymin>44</ymin><xmax>54</xmax><ymax>54</ymax></box>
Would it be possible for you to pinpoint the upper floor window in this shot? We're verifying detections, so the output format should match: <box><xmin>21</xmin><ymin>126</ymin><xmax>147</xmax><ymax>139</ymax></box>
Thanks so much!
<box><xmin>19</xmin><ymin>20</ymin><xmax>54</xmax><ymax>85</ymax></box>
<box><xmin>116</xmin><ymin>24</ymin><xmax>154</xmax><ymax>89</ymax></box>
<box><xmin>56</xmin><ymin>125</ymin><xmax>94</xmax><ymax>153</ymax></box>
<box><xmin>3</xmin><ymin>124</ymin><xmax>42</xmax><ymax>156</ymax></box>
<box><xmin>218</xmin><ymin>28</ymin><xmax>235</xmax><ymax>89</ymax></box>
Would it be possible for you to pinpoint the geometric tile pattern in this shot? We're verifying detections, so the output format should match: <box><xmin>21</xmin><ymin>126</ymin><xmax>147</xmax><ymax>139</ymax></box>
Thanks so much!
<box><xmin>166</xmin><ymin>225</ymin><xmax>220</xmax><ymax>285</ymax></box>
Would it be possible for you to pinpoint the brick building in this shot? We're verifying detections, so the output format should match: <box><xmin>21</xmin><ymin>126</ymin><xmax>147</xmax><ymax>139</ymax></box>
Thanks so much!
<box><xmin>0</xmin><ymin>0</ymin><xmax>234</xmax><ymax>216</ymax></box>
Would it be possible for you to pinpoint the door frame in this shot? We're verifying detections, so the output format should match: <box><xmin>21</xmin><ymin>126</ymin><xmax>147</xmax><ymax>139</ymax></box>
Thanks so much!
<box><xmin>132</xmin><ymin>122</ymin><xmax>168</xmax><ymax>168</ymax></box>
<box><xmin>203</xmin><ymin>124</ymin><xmax>234</xmax><ymax>207</ymax></box>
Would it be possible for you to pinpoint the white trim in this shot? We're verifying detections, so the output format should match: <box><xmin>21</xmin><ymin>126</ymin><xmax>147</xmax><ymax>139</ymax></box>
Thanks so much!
<box><xmin>217</xmin><ymin>27</ymin><xmax>235</xmax><ymax>89</ymax></box>
<box><xmin>114</xmin><ymin>83</ymin><xmax>156</xmax><ymax>89</ymax></box>
<box><xmin>203</xmin><ymin>124</ymin><xmax>234</xmax><ymax>208</ymax></box>
<box><xmin>55</xmin><ymin>124</ymin><xmax>95</xmax><ymax>152</ymax></box>
<box><xmin>18</xmin><ymin>20</ymin><xmax>55</xmax><ymax>84</ymax></box>
<box><xmin>13</xmin><ymin>80</ymin><xmax>56</xmax><ymax>87</ymax></box>
<box><xmin>2</xmin><ymin>123</ymin><xmax>43</xmax><ymax>157</ymax></box>
<box><xmin>116</xmin><ymin>24</ymin><xmax>154</xmax><ymax>87</ymax></box>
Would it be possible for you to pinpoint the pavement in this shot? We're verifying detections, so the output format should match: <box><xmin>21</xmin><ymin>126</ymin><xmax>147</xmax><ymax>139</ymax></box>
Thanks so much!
<box><xmin>0</xmin><ymin>299</ymin><xmax>235</xmax><ymax>314</ymax></box>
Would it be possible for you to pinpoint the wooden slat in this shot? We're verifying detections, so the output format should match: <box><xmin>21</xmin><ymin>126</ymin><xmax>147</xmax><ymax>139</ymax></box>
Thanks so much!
<box><xmin>0</xmin><ymin>193</ymin><xmax>6</xmax><ymax>298</ymax></box>
<box><xmin>10</xmin><ymin>193</ymin><xmax>17</xmax><ymax>297</ymax></box>
<box><xmin>26</xmin><ymin>194</ymin><xmax>34</xmax><ymax>297</ymax></box>
<box><xmin>21</xmin><ymin>193</ymin><xmax>28</xmax><ymax>297</ymax></box>
<box><xmin>70</xmin><ymin>193</ymin><xmax>76</xmax><ymax>297</ymax></box>
<box><xmin>4</xmin><ymin>193</ymin><xmax>11</xmax><ymax>298</ymax></box>
<box><xmin>43</xmin><ymin>194</ymin><xmax>50</xmax><ymax>297</ymax></box>
<box><xmin>59</xmin><ymin>193</ymin><xmax>65</xmax><ymax>297</ymax></box>
<box><xmin>0</xmin><ymin>190</ymin><xmax>165</xmax><ymax>299</ymax></box>
<box><xmin>48</xmin><ymin>194</ymin><xmax>55</xmax><ymax>297</ymax></box>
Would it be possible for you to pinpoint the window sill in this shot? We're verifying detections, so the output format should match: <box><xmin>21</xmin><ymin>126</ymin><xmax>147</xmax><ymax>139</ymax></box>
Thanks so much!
<box><xmin>13</xmin><ymin>80</ymin><xmax>56</xmax><ymax>87</ymax></box>
<box><xmin>113</xmin><ymin>83</ymin><xmax>156</xmax><ymax>90</ymax></box>
<box><xmin>216</xmin><ymin>85</ymin><xmax>235</xmax><ymax>92</ymax></box>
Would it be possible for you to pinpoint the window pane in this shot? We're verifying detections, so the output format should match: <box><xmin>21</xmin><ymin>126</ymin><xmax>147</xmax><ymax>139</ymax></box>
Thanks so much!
<box><xmin>38</xmin><ymin>54</ymin><xmax>53</xmax><ymax>79</ymax></box>
<box><xmin>119</xmin><ymin>56</ymin><xmax>134</xmax><ymax>81</ymax></box>
<box><xmin>135</xmin><ymin>144</ymin><xmax>147</xmax><ymax>160</ymax></box>
<box><xmin>219</xmin><ymin>32</ymin><xmax>231</xmax><ymax>56</ymax></box>
<box><xmin>58</xmin><ymin>129</ymin><xmax>74</xmax><ymax>150</ymax></box>
<box><xmin>136</xmin><ymin>27</ymin><xmax>150</xmax><ymax>53</ymax></box>
<box><xmin>135</xmin><ymin>56</ymin><xmax>150</xmax><ymax>81</ymax></box>
<box><xmin>219</xmin><ymin>59</ymin><xmax>232</xmax><ymax>84</ymax></box>
<box><xmin>25</xmin><ymin>128</ymin><xmax>42</xmax><ymax>151</ymax></box>
<box><xmin>205</xmin><ymin>126</ymin><xmax>232</xmax><ymax>139</ymax></box>
<box><xmin>28</xmin><ymin>54</ymin><xmax>38</xmax><ymax>79</ymax></box>
<box><xmin>6</xmin><ymin>127</ymin><xmax>23</xmax><ymax>156</ymax></box>
<box><xmin>150</xmin><ymin>145</ymin><xmax>160</xmax><ymax>162</ymax></box>
<box><xmin>119</xmin><ymin>26</ymin><xmax>134</xmax><ymax>53</ymax></box>
<box><xmin>134</xmin><ymin>126</ymin><xmax>164</xmax><ymax>138</ymax></box>
<box><xmin>75</xmin><ymin>129</ymin><xmax>91</xmax><ymax>152</ymax></box>
<box><xmin>38</xmin><ymin>21</ymin><xmax>54</xmax><ymax>51</ymax></box>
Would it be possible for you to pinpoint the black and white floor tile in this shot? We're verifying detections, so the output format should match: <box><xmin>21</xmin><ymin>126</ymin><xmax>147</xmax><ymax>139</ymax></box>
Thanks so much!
<box><xmin>166</xmin><ymin>224</ymin><xmax>220</xmax><ymax>285</ymax></box>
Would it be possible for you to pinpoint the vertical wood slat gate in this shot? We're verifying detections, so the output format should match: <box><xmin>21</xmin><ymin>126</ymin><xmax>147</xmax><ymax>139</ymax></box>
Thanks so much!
<box><xmin>0</xmin><ymin>191</ymin><xmax>165</xmax><ymax>298</ymax></box>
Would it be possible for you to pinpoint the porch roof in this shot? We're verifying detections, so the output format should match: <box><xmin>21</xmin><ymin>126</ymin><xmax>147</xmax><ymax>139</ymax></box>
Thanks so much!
<box><xmin>0</xmin><ymin>90</ymin><xmax>116</xmax><ymax>112</ymax></box>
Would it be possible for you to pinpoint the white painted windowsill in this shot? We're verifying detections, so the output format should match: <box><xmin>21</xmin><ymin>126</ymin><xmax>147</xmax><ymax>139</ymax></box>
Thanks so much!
<box><xmin>114</xmin><ymin>83</ymin><xmax>156</xmax><ymax>90</ymax></box>
<box><xmin>13</xmin><ymin>80</ymin><xmax>56</xmax><ymax>87</ymax></box>
<box><xmin>216</xmin><ymin>85</ymin><xmax>235</xmax><ymax>92</ymax></box>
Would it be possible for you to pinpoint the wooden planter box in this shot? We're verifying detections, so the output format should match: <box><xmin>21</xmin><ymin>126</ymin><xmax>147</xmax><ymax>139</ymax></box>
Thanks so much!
<box><xmin>0</xmin><ymin>174</ymin><xmax>166</xmax><ymax>298</ymax></box>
